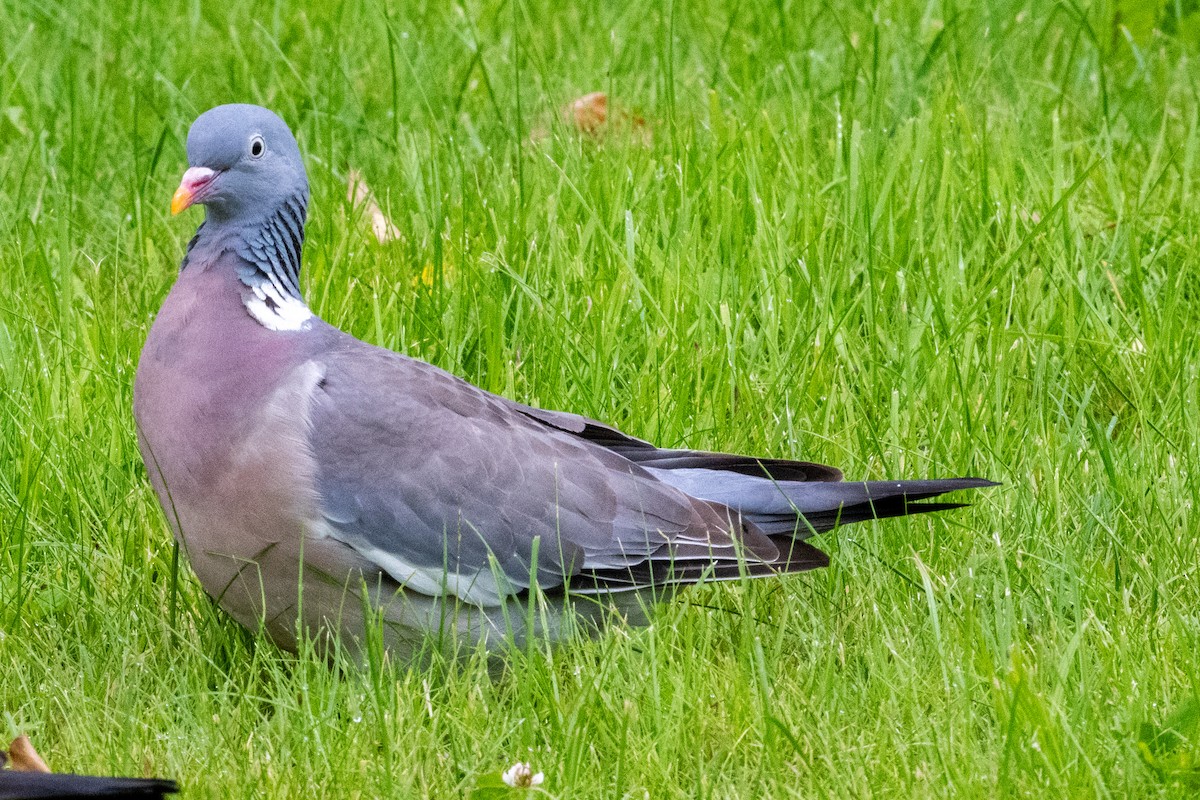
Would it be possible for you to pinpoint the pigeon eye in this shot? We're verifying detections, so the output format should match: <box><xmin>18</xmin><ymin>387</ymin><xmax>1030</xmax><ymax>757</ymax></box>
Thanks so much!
<box><xmin>249</xmin><ymin>136</ymin><xmax>265</xmax><ymax>158</ymax></box>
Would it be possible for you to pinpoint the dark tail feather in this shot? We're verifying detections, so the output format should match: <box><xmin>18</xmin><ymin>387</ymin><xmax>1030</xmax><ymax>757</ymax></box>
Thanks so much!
<box><xmin>773</xmin><ymin>477</ymin><xmax>998</xmax><ymax>535</ymax></box>
<box><xmin>798</xmin><ymin>499</ymin><xmax>970</xmax><ymax>532</ymax></box>
<box><xmin>0</xmin><ymin>772</ymin><xmax>177</xmax><ymax>799</ymax></box>
<box><xmin>620</xmin><ymin>448</ymin><xmax>845</xmax><ymax>482</ymax></box>
<box><xmin>572</xmin><ymin>539</ymin><xmax>831</xmax><ymax>594</ymax></box>
<box><xmin>565</xmin><ymin>475</ymin><xmax>996</xmax><ymax>595</ymax></box>
<box><xmin>650</xmin><ymin>467</ymin><xmax>998</xmax><ymax>536</ymax></box>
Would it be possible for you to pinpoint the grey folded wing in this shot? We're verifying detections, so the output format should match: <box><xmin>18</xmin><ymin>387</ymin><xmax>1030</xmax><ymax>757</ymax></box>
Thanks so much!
<box><xmin>306</xmin><ymin>347</ymin><xmax>785</xmax><ymax>607</ymax></box>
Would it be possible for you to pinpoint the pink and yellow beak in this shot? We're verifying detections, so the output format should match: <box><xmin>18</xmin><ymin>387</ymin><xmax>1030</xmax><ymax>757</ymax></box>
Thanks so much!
<box><xmin>171</xmin><ymin>166</ymin><xmax>217</xmax><ymax>215</ymax></box>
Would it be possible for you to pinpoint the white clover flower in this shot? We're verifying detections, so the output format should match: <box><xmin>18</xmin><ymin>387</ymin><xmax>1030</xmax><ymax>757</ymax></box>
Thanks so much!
<box><xmin>501</xmin><ymin>762</ymin><xmax>545</xmax><ymax>789</ymax></box>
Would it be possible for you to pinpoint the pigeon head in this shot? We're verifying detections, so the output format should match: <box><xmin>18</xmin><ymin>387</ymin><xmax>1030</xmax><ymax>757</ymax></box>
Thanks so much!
<box><xmin>172</xmin><ymin>104</ymin><xmax>308</xmax><ymax>224</ymax></box>
<box><xmin>171</xmin><ymin>105</ymin><xmax>314</xmax><ymax>330</ymax></box>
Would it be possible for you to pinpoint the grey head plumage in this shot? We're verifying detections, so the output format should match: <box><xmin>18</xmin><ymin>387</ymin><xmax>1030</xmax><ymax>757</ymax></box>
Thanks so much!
<box><xmin>173</xmin><ymin>104</ymin><xmax>311</xmax><ymax>329</ymax></box>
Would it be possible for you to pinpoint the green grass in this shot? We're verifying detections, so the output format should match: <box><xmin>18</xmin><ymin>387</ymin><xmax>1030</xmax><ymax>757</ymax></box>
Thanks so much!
<box><xmin>2</xmin><ymin>0</ymin><xmax>1200</xmax><ymax>796</ymax></box>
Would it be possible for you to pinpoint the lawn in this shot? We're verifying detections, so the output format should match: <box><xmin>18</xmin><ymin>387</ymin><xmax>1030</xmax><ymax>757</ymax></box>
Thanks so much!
<box><xmin>2</xmin><ymin>0</ymin><xmax>1199</xmax><ymax>796</ymax></box>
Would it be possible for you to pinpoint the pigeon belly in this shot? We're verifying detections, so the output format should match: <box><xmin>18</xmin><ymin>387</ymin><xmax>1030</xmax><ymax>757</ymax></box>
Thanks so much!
<box><xmin>133</xmin><ymin>265</ymin><xmax>373</xmax><ymax>648</ymax></box>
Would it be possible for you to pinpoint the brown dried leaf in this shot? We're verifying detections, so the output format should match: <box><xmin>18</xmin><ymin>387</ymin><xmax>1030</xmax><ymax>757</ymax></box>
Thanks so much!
<box><xmin>347</xmin><ymin>168</ymin><xmax>401</xmax><ymax>244</ymax></box>
<box><xmin>561</xmin><ymin>92</ymin><xmax>649</xmax><ymax>143</ymax></box>
<box><xmin>565</xmin><ymin>91</ymin><xmax>609</xmax><ymax>134</ymax></box>
<box><xmin>6</xmin><ymin>734</ymin><xmax>51</xmax><ymax>773</ymax></box>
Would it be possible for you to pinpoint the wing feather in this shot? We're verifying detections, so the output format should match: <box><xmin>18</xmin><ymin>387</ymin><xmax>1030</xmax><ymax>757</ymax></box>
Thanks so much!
<box><xmin>307</xmin><ymin>346</ymin><xmax>771</xmax><ymax>606</ymax></box>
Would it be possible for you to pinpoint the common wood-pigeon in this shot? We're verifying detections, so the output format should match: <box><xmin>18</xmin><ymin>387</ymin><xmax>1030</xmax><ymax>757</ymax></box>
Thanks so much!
<box><xmin>134</xmin><ymin>104</ymin><xmax>995</xmax><ymax>660</ymax></box>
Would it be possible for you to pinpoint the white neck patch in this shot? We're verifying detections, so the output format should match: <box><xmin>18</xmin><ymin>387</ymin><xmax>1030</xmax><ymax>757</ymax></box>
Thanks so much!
<box><xmin>242</xmin><ymin>280</ymin><xmax>313</xmax><ymax>331</ymax></box>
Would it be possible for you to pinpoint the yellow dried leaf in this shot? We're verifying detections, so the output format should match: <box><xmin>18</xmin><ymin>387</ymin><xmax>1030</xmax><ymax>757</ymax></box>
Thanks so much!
<box><xmin>411</xmin><ymin>263</ymin><xmax>436</xmax><ymax>289</ymax></box>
